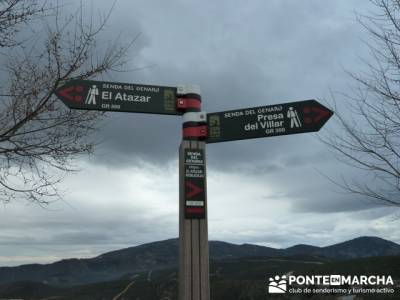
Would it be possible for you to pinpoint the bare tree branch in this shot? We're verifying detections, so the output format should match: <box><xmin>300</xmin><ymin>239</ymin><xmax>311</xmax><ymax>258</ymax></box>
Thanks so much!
<box><xmin>321</xmin><ymin>0</ymin><xmax>400</xmax><ymax>207</ymax></box>
<box><xmin>0</xmin><ymin>1</ymin><xmax>135</xmax><ymax>204</ymax></box>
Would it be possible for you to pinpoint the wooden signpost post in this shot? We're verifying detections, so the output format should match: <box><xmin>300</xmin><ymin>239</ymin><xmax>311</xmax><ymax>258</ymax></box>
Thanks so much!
<box><xmin>55</xmin><ymin>79</ymin><xmax>333</xmax><ymax>300</ymax></box>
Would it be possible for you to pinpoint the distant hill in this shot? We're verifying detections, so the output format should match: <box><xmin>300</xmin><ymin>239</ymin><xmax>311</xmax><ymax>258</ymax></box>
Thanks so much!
<box><xmin>1</xmin><ymin>255</ymin><xmax>399</xmax><ymax>300</ymax></box>
<box><xmin>0</xmin><ymin>239</ymin><xmax>180</xmax><ymax>287</ymax></box>
<box><xmin>319</xmin><ymin>236</ymin><xmax>400</xmax><ymax>259</ymax></box>
<box><xmin>0</xmin><ymin>236</ymin><xmax>398</xmax><ymax>287</ymax></box>
<box><xmin>283</xmin><ymin>236</ymin><xmax>400</xmax><ymax>259</ymax></box>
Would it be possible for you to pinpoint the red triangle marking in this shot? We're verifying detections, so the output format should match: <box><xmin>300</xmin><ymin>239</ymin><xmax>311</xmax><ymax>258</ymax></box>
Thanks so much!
<box><xmin>57</xmin><ymin>86</ymin><xmax>75</xmax><ymax>101</ymax></box>
<box><xmin>186</xmin><ymin>181</ymin><xmax>203</xmax><ymax>198</ymax></box>
<box><xmin>312</xmin><ymin>106</ymin><xmax>330</xmax><ymax>123</ymax></box>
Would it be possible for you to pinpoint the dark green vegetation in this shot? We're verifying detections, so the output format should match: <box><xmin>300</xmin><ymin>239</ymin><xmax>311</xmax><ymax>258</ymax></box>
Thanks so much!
<box><xmin>0</xmin><ymin>236</ymin><xmax>399</xmax><ymax>299</ymax></box>
<box><xmin>1</xmin><ymin>236</ymin><xmax>398</xmax><ymax>287</ymax></box>
<box><xmin>0</xmin><ymin>255</ymin><xmax>398</xmax><ymax>300</ymax></box>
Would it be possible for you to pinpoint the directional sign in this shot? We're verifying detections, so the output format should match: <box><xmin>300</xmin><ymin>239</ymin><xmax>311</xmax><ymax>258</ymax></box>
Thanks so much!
<box><xmin>55</xmin><ymin>79</ymin><xmax>181</xmax><ymax>115</ymax></box>
<box><xmin>206</xmin><ymin>99</ymin><xmax>333</xmax><ymax>143</ymax></box>
<box><xmin>184</xmin><ymin>149</ymin><xmax>206</xmax><ymax>219</ymax></box>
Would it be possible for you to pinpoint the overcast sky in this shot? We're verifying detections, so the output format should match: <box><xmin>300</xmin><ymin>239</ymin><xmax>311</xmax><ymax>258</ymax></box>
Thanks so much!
<box><xmin>1</xmin><ymin>0</ymin><xmax>400</xmax><ymax>267</ymax></box>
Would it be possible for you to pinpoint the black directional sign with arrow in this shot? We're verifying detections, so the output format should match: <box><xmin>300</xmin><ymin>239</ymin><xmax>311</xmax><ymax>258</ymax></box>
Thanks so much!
<box><xmin>206</xmin><ymin>99</ymin><xmax>333</xmax><ymax>143</ymax></box>
<box><xmin>55</xmin><ymin>79</ymin><xmax>181</xmax><ymax>115</ymax></box>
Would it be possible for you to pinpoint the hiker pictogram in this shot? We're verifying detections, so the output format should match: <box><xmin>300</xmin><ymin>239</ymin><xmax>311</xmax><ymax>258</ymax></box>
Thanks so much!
<box><xmin>287</xmin><ymin>107</ymin><xmax>301</xmax><ymax>128</ymax></box>
<box><xmin>85</xmin><ymin>85</ymin><xmax>99</xmax><ymax>105</ymax></box>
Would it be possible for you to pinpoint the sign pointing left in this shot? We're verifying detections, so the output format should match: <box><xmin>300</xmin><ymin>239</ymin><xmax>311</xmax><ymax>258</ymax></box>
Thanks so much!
<box><xmin>55</xmin><ymin>79</ymin><xmax>182</xmax><ymax>115</ymax></box>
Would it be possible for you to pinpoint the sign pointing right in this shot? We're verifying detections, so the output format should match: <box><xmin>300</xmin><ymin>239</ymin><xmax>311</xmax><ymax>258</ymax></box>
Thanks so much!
<box><xmin>206</xmin><ymin>99</ymin><xmax>333</xmax><ymax>143</ymax></box>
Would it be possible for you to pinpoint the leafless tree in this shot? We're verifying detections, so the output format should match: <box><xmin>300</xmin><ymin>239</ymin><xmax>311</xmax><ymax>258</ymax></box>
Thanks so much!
<box><xmin>323</xmin><ymin>0</ymin><xmax>400</xmax><ymax>207</ymax></box>
<box><xmin>0</xmin><ymin>1</ymin><xmax>133</xmax><ymax>204</ymax></box>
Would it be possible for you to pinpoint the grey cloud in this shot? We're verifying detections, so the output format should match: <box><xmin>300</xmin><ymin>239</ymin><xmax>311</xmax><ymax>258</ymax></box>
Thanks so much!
<box><xmin>85</xmin><ymin>0</ymin><xmax>369</xmax><ymax>170</ymax></box>
<box><xmin>289</xmin><ymin>193</ymin><xmax>379</xmax><ymax>214</ymax></box>
<box><xmin>0</xmin><ymin>235</ymin><xmax>37</xmax><ymax>246</ymax></box>
<box><xmin>51</xmin><ymin>232</ymin><xmax>122</xmax><ymax>246</ymax></box>
<box><xmin>91</xmin><ymin>114</ymin><xmax>181</xmax><ymax>167</ymax></box>
<box><xmin>3</xmin><ymin>0</ymin><xmax>397</xmax><ymax>266</ymax></box>
<box><xmin>0</xmin><ymin>212</ymin><xmax>177</xmax><ymax>247</ymax></box>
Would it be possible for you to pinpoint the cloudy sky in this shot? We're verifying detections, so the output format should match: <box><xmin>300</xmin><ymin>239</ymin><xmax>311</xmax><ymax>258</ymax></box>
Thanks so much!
<box><xmin>1</xmin><ymin>0</ymin><xmax>400</xmax><ymax>267</ymax></box>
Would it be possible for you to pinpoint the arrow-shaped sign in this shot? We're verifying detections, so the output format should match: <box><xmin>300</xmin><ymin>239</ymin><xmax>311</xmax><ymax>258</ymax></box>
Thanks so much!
<box><xmin>206</xmin><ymin>99</ymin><xmax>333</xmax><ymax>143</ymax></box>
<box><xmin>55</xmin><ymin>79</ymin><xmax>181</xmax><ymax>116</ymax></box>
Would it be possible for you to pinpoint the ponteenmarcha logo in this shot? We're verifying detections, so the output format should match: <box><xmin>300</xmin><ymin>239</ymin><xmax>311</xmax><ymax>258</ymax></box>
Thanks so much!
<box><xmin>268</xmin><ymin>275</ymin><xmax>287</xmax><ymax>293</ymax></box>
<box><xmin>267</xmin><ymin>274</ymin><xmax>395</xmax><ymax>295</ymax></box>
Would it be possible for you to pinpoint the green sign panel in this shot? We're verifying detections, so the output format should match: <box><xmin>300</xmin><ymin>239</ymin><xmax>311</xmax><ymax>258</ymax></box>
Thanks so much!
<box><xmin>55</xmin><ymin>79</ymin><xmax>181</xmax><ymax>115</ymax></box>
<box><xmin>207</xmin><ymin>99</ymin><xmax>333</xmax><ymax>143</ymax></box>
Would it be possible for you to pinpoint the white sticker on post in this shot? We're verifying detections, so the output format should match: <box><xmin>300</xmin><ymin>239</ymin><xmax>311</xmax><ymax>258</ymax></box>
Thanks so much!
<box><xmin>186</xmin><ymin>201</ymin><xmax>204</xmax><ymax>206</ymax></box>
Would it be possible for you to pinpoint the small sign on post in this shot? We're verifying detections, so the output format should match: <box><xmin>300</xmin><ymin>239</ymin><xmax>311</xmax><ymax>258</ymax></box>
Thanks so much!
<box><xmin>184</xmin><ymin>149</ymin><xmax>206</xmax><ymax>219</ymax></box>
<box><xmin>206</xmin><ymin>99</ymin><xmax>333</xmax><ymax>143</ymax></box>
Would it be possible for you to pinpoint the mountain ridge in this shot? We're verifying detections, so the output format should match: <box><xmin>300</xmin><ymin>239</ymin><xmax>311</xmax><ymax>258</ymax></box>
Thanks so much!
<box><xmin>0</xmin><ymin>236</ymin><xmax>398</xmax><ymax>287</ymax></box>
